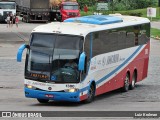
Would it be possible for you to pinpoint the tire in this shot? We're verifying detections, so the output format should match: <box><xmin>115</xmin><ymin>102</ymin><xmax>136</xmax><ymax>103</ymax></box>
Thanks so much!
<box><xmin>130</xmin><ymin>72</ymin><xmax>136</xmax><ymax>90</ymax></box>
<box><xmin>122</xmin><ymin>73</ymin><xmax>130</xmax><ymax>92</ymax></box>
<box><xmin>37</xmin><ymin>99</ymin><xmax>49</xmax><ymax>103</ymax></box>
<box><xmin>25</xmin><ymin>15</ymin><xmax>30</xmax><ymax>23</ymax></box>
<box><xmin>85</xmin><ymin>84</ymin><xmax>95</xmax><ymax>103</ymax></box>
<box><xmin>26</xmin><ymin>17</ymin><xmax>29</xmax><ymax>23</ymax></box>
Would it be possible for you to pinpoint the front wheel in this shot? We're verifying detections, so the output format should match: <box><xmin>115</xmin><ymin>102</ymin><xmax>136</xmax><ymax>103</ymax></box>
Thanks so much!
<box><xmin>85</xmin><ymin>84</ymin><xmax>95</xmax><ymax>103</ymax></box>
<box><xmin>37</xmin><ymin>99</ymin><xmax>49</xmax><ymax>103</ymax></box>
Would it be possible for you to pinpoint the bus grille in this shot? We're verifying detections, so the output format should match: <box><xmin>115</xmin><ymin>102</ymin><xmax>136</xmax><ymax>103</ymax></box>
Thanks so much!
<box><xmin>68</xmin><ymin>12</ymin><xmax>77</xmax><ymax>17</ymax></box>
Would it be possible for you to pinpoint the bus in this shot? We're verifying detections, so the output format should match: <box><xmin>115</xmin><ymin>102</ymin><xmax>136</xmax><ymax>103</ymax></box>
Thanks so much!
<box><xmin>17</xmin><ymin>14</ymin><xmax>150</xmax><ymax>103</ymax></box>
<box><xmin>0</xmin><ymin>0</ymin><xmax>16</xmax><ymax>22</ymax></box>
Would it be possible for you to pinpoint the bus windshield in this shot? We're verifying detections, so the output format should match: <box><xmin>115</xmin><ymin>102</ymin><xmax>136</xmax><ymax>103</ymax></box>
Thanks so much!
<box><xmin>0</xmin><ymin>3</ymin><xmax>16</xmax><ymax>9</ymax></box>
<box><xmin>26</xmin><ymin>33</ymin><xmax>83</xmax><ymax>83</ymax></box>
<box><xmin>63</xmin><ymin>5</ymin><xmax>79</xmax><ymax>10</ymax></box>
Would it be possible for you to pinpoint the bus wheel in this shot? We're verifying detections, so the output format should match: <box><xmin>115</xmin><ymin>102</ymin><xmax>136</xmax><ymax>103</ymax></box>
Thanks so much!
<box><xmin>130</xmin><ymin>72</ymin><xmax>136</xmax><ymax>90</ymax></box>
<box><xmin>122</xmin><ymin>73</ymin><xmax>130</xmax><ymax>92</ymax></box>
<box><xmin>85</xmin><ymin>84</ymin><xmax>95</xmax><ymax>103</ymax></box>
<box><xmin>37</xmin><ymin>99</ymin><xmax>49</xmax><ymax>103</ymax></box>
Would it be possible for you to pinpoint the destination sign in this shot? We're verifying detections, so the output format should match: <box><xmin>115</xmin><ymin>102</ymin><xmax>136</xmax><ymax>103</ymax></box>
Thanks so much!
<box><xmin>30</xmin><ymin>73</ymin><xmax>48</xmax><ymax>79</ymax></box>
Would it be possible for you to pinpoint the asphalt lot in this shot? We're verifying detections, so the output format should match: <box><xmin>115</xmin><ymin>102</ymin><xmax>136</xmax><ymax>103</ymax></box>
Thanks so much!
<box><xmin>0</xmin><ymin>21</ymin><xmax>160</xmax><ymax>119</ymax></box>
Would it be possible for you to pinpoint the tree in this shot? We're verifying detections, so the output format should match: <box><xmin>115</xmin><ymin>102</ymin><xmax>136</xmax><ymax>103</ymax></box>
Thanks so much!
<box><xmin>110</xmin><ymin>0</ymin><xmax>157</xmax><ymax>11</ymax></box>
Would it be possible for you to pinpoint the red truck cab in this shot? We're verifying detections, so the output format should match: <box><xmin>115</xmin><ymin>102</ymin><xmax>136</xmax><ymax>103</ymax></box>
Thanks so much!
<box><xmin>60</xmin><ymin>1</ymin><xmax>80</xmax><ymax>21</ymax></box>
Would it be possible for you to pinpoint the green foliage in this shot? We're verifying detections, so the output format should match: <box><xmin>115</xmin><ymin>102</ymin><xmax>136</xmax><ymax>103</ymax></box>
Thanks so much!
<box><xmin>77</xmin><ymin>0</ymin><xmax>96</xmax><ymax>10</ymax></box>
<box><xmin>80</xmin><ymin>7</ymin><xmax>160</xmax><ymax>21</ymax></box>
<box><xmin>110</xmin><ymin>0</ymin><xmax>157</xmax><ymax>11</ymax></box>
<box><xmin>151</xmin><ymin>28</ymin><xmax>160</xmax><ymax>38</ymax></box>
<box><xmin>128</xmin><ymin>12</ymin><xmax>143</xmax><ymax>17</ymax></box>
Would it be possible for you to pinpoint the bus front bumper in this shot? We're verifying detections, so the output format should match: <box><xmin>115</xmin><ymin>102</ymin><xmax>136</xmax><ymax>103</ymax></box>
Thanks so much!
<box><xmin>25</xmin><ymin>88</ymin><xmax>80</xmax><ymax>102</ymax></box>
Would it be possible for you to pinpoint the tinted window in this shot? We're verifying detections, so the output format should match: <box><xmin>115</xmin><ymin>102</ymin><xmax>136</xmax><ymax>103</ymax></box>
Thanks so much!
<box><xmin>55</xmin><ymin>35</ymin><xmax>82</xmax><ymax>50</ymax></box>
<box><xmin>85</xmin><ymin>23</ymin><xmax>150</xmax><ymax>57</ymax></box>
<box><xmin>63</xmin><ymin>5</ymin><xmax>79</xmax><ymax>10</ymax></box>
<box><xmin>30</xmin><ymin>34</ymin><xmax>55</xmax><ymax>48</ymax></box>
<box><xmin>0</xmin><ymin>3</ymin><xmax>15</xmax><ymax>9</ymax></box>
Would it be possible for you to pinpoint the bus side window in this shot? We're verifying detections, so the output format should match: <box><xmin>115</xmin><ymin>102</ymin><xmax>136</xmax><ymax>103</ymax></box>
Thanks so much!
<box><xmin>118</xmin><ymin>31</ymin><xmax>126</xmax><ymax>50</ymax></box>
<box><xmin>133</xmin><ymin>26</ymin><xmax>140</xmax><ymax>46</ymax></box>
<box><xmin>126</xmin><ymin>32</ymin><xmax>135</xmax><ymax>47</ymax></box>
<box><xmin>138</xmin><ymin>24</ymin><xmax>150</xmax><ymax>45</ymax></box>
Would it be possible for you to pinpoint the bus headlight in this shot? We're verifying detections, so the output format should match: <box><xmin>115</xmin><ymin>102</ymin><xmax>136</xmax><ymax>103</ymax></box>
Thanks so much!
<box><xmin>25</xmin><ymin>84</ymin><xmax>36</xmax><ymax>89</ymax></box>
<box><xmin>65</xmin><ymin>88</ymin><xmax>79</xmax><ymax>92</ymax></box>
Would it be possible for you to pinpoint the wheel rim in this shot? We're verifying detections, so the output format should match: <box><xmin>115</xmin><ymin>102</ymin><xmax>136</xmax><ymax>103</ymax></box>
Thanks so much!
<box><xmin>125</xmin><ymin>75</ymin><xmax>129</xmax><ymax>90</ymax></box>
<box><xmin>132</xmin><ymin>74</ymin><xmax>136</xmax><ymax>87</ymax></box>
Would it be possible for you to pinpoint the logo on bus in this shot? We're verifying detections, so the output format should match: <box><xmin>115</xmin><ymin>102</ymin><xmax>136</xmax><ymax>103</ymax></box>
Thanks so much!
<box><xmin>48</xmin><ymin>87</ymin><xmax>52</xmax><ymax>90</ymax></box>
<box><xmin>51</xmin><ymin>75</ymin><xmax>57</xmax><ymax>81</ymax></box>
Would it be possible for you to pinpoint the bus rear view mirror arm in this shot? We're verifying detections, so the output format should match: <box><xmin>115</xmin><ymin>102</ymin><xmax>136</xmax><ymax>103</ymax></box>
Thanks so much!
<box><xmin>78</xmin><ymin>52</ymin><xmax>86</xmax><ymax>71</ymax></box>
<box><xmin>17</xmin><ymin>44</ymin><xmax>27</xmax><ymax>62</ymax></box>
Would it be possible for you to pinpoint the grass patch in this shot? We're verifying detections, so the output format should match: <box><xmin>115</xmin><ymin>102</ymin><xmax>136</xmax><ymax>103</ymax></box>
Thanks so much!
<box><xmin>80</xmin><ymin>7</ymin><xmax>160</xmax><ymax>21</ymax></box>
<box><xmin>151</xmin><ymin>28</ymin><xmax>160</xmax><ymax>37</ymax></box>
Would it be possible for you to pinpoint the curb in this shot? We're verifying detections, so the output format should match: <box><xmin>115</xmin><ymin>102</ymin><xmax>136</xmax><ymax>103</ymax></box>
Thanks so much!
<box><xmin>151</xmin><ymin>36</ymin><xmax>160</xmax><ymax>40</ymax></box>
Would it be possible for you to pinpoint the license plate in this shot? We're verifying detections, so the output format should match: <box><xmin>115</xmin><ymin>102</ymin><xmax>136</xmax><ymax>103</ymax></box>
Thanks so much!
<box><xmin>45</xmin><ymin>94</ymin><xmax>54</xmax><ymax>98</ymax></box>
<box><xmin>38</xmin><ymin>15</ymin><xmax>41</xmax><ymax>17</ymax></box>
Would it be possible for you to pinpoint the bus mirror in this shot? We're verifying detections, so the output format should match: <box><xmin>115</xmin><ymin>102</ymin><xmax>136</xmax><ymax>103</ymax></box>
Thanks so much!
<box><xmin>17</xmin><ymin>44</ymin><xmax>26</xmax><ymax>62</ymax></box>
<box><xmin>78</xmin><ymin>52</ymin><xmax>86</xmax><ymax>71</ymax></box>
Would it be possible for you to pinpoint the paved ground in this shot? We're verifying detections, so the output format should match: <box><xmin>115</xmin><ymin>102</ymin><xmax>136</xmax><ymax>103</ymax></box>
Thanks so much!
<box><xmin>0</xmin><ymin>21</ymin><xmax>160</xmax><ymax>119</ymax></box>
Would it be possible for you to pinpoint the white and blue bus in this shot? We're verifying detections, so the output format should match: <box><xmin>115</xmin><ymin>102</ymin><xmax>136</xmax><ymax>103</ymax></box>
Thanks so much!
<box><xmin>17</xmin><ymin>14</ymin><xmax>150</xmax><ymax>103</ymax></box>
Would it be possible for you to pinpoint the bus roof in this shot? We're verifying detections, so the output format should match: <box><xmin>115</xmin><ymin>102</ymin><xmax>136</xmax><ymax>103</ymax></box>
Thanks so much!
<box><xmin>32</xmin><ymin>14</ymin><xmax>150</xmax><ymax>36</ymax></box>
<box><xmin>64</xmin><ymin>15</ymin><xmax>123</xmax><ymax>25</ymax></box>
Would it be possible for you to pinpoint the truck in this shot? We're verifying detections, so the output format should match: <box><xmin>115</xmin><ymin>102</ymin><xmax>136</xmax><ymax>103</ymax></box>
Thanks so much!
<box><xmin>50</xmin><ymin>0</ymin><xmax>80</xmax><ymax>21</ymax></box>
<box><xmin>0</xmin><ymin>0</ymin><xmax>16</xmax><ymax>22</ymax></box>
<box><xmin>15</xmin><ymin>0</ymin><xmax>50</xmax><ymax>23</ymax></box>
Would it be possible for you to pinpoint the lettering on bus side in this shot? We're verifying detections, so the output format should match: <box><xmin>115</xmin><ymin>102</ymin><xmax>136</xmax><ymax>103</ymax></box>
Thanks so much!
<box><xmin>99</xmin><ymin>54</ymin><xmax>125</xmax><ymax>66</ymax></box>
<box><xmin>90</xmin><ymin>54</ymin><xmax>125</xmax><ymax>71</ymax></box>
<box><xmin>91</xmin><ymin>58</ymin><xmax>97</xmax><ymax>70</ymax></box>
<box><xmin>106</xmin><ymin>54</ymin><xmax>119</xmax><ymax>65</ymax></box>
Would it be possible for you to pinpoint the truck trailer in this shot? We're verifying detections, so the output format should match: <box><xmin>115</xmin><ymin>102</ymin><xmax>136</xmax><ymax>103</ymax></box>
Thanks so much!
<box><xmin>0</xmin><ymin>0</ymin><xmax>16</xmax><ymax>22</ymax></box>
<box><xmin>50</xmin><ymin>0</ymin><xmax>80</xmax><ymax>21</ymax></box>
<box><xmin>16</xmin><ymin>0</ymin><xmax>50</xmax><ymax>22</ymax></box>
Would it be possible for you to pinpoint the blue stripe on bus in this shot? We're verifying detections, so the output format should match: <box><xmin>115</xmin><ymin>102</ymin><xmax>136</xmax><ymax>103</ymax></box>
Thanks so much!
<box><xmin>80</xmin><ymin>86</ymin><xmax>89</xmax><ymax>92</ymax></box>
<box><xmin>80</xmin><ymin>45</ymin><xmax>143</xmax><ymax>92</ymax></box>
<box><xmin>96</xmin><ymin>45</ymin><xmax>143</xmax><ymax>85</ymax></box>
